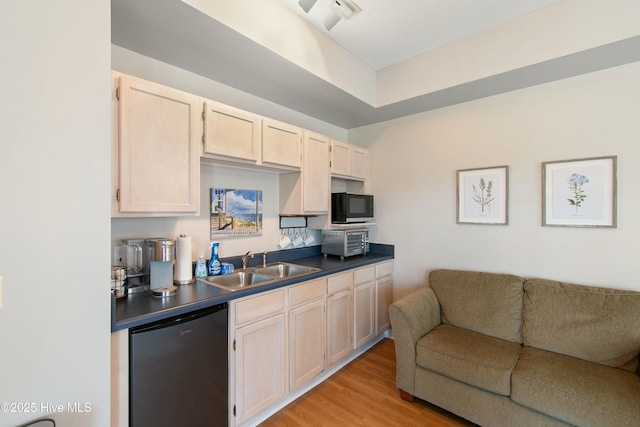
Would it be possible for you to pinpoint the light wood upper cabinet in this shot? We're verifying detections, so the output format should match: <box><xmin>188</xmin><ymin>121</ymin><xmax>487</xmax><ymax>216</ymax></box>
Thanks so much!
<box><xmin>202</xmin><ymin>99</ymin><xmax>261</xmax><ymax>162</ymax></box>
<box><xmin>303</xmin><ymin>132</ymin><xmax>330</xmax><ymax>212</ymax></box>
<box><xmin>113</xmin><ymin>73</ymin><xmax>200</xmax><ymax>215</ymax></box>
<box><xmin>279</xmin><ymin>131</ymin><xmax>330</xmax><ymax>215</ymax></box>
<box><xmin>262</xmin><ymin>118</ymin><xmax>302</xmax><ymax>169</ymax></box>
<box><xmin>330</xmin><ymin>140</ymin><xmax>368</xmax><ymax>181</ymax></box>
<box><xmin>330</xmin><ymin>140</ymin><xmax>351</xmax><ymax>177</ymax></box>
<box><xmin>350</xmin><ymin>145</ymin><xmax>368</xmax><ymax>180</ymax></box>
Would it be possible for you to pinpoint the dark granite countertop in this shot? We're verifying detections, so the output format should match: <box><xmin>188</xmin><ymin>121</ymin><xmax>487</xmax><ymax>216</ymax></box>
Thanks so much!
<box><xmin>112</xmin><ymin>244</ymin><xmax>394</xmax><ymax>331</ymax></box>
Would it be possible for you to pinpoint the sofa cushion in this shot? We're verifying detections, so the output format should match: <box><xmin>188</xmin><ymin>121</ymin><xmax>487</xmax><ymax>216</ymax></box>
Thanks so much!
<box><xmin>416</xmin><ymin>324</ymin><xmax>522</xmax><ymax>396</ymax></box>
<box><xmin>428</xmin><ymin>269</ymin><xmax>525</xmax><ymax>343</ymax></box>
<box><xmin>512</xmin><ymin>346</ymin><xmax>640</xmax><ymax>427</ymax></box>
<box><xmin>522</xmin><ymin>279</ymin><xmax>640</xmax><ymax>367</ymax></box>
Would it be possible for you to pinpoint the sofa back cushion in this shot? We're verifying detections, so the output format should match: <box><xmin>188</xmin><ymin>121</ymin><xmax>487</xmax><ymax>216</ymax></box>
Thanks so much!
<box><xmin>428</xmin><ymin>269</ymin><xmax>525</xmax><ymax>343</ymax></box>
<box><xmin>522</xmin><ymin>279</ymin><xmax>640</xmax><ymax>367</ymax></box>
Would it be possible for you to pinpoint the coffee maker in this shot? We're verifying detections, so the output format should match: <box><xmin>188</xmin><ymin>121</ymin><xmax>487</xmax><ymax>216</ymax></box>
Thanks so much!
<box><xmin>122</xmin><ymin>238</ymin><xmax>149</xmax><ymax>294</ymax></box>
<box><xmin>146</xmin><ymin>238</ymin><xmax>177</xmax><ymax>297</ymax></box>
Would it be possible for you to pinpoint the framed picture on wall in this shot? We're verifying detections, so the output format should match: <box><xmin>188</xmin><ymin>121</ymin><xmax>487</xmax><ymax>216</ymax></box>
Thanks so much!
<box><xmin>210</xmin><ymin>188</ymin><xmax>263</xmax><ymax>238</ymax></box>
<box><xmin>542</xmin><ymin>156</ymin><xmax>617</xmax><ymax>228</ymax></box>
<box><xmin>457</xmin><ymin>165</ymin><xmax>509</xmax><ymax>225</ymax></box>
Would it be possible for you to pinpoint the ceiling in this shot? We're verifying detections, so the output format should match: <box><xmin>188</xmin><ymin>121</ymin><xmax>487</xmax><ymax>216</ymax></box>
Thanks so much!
<box><xmin>278</xmin><ymin>0</ymin><xmax>561</xmax><ymax>70</ymax></box>
<box><xmin>111</xmin><ymin>0</ymin><xmax>640</xmax><ymax>129</ymax></box>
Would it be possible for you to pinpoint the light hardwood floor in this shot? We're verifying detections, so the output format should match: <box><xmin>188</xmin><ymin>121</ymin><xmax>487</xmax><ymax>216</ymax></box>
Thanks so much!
<box><xmin>259</xmin><ymin>338</ymin><xmax>477</xmax><ymax>427</ymax></box>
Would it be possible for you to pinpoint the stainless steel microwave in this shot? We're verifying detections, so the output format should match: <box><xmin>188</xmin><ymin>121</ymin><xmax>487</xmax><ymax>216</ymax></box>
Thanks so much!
<box><xmin>331</xmin><ymin>193</ymin><xmax>374</xmax><ymax>224</ymax></box>
<box><xmin>321</xmin><ymin>229</ymin><xmax>369</xmax><ymax>258</ymax></box>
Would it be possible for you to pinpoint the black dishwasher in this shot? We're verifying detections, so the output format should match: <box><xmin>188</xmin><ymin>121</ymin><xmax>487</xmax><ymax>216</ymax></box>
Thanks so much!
<box><xmin>129</xmin><ymin>303</ymin><xmax>228</xmax><ymax>427</ymax></box>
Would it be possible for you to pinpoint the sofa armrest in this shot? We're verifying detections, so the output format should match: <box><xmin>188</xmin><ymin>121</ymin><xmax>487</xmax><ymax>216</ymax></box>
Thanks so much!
<box><xmin>389</xmin><ymin>286</ymin><xmax>441</xmax><ymax>395</ymax></box>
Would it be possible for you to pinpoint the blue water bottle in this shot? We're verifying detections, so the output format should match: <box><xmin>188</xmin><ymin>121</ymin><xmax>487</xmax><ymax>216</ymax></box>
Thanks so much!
<box><xmin>207</xmin><ymin>242</ymin><xmax>221</xmax><ymax>276</ymax></box>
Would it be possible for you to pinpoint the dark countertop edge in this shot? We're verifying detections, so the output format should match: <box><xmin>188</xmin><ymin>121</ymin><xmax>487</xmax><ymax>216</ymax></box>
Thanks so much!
<box><xmin>112</xmin><ymin>244</ymin><xmax>393</xmax><ymax>332</ymax></box>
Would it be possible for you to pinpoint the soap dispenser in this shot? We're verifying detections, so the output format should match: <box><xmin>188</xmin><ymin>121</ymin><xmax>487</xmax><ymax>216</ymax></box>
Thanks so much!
<box><xmin>195</xmin><ymin>253</ymin><xmax>207</xmax><ymax>278</ymax></box>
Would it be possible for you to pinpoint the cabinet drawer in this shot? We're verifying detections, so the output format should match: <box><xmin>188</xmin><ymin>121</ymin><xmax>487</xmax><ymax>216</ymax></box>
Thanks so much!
<box><xmin>376</xmin><ymin>261</ymin><xmax>393</xmax><ymax>278</ymax></box>
<box><xmin>354</xmin><ymin>266</ymin><xmax>374</xmax><ymax>285</ymax></box>
<box><xmin>235</xmin><ymin>289</ymin><xmax>286</xmax><ymax>326</ymax></box>
<box><xmin>289</xmin><ymin>278</ymin><xmax>325</xmax><ymax>307</ymax></box>
<box><xmin>327</xmin><ymin>271</ymin><xmax>353</xmax><ymax>295</ymax></box>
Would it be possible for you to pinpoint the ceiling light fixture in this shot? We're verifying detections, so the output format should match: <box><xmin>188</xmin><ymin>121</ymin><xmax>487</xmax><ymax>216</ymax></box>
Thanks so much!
<box><xmin>297</xmin><ymin>0</ymin><xmax>362</xmax><ymax>31</ymax></box>
<box><xmin>323</xmin><ymin>9</ymin><xmax>341</xmax><ymax>31</ymax></box>
<box><xmin>332</xmin><ymin>0</ymin><xmax>362</xmax><ymax>19</ymax></box>
<box><xmin>298</xmin><ymin>0</ymin><xmax>317</xmax><ymax>13</ymax></box>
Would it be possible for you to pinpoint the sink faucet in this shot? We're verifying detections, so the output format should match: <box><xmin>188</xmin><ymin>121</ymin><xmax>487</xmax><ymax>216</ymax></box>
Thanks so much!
<box><xmin>242</xmin><ymin>251</ymin><xmax>253</xmax><ymax>269</ymax></box>
<box><xmin>262</xmin><ymin>251</ymin><xmax>268</xmax><ymax>268</ymax></box>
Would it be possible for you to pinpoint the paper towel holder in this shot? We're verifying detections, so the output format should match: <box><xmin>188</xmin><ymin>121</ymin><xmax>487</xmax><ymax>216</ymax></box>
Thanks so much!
<box><xmin>174</xmin><ymin>234</ymin><xmax>196</xmax><ymax>286</ymax></box>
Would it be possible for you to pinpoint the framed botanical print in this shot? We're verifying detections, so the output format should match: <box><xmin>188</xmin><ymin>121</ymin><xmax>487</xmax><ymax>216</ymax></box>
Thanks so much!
<box><xmin>457</xmin><ymin>165</ymin><xmax>509</xmax><ymax>225</ymax></box>
<box><xmin>542</xmin><ymin>156</ymin><xmax>617</xmax><ymax>228</ymax></box>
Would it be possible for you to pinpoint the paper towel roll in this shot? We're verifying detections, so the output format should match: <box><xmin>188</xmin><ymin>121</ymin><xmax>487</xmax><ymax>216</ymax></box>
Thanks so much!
<box><xmin>174</xmin><ymin>234</ymin><xmax>194</xmax><ymax>284</ymax></box>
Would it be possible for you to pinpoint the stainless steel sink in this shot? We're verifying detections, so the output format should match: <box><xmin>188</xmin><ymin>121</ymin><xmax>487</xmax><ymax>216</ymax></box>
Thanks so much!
<box><xmin>254</xmin><ymin>262</ymin><xmax>320</xmax><ymax>279</ymax></box>
<box><xmin>198</xmin><ymin>271</ymin><xmax>275</xmax><ymax>291</ymax></box>
<box><xmin>197</xmin><ymin>262</ymin><xmax>320</xmax><ymax>291</ymax></box>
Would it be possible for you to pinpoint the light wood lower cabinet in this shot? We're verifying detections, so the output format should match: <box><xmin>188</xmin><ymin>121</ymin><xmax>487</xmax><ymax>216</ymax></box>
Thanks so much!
<box><xmin>234</xmin><ymin>314</ymin><xmax>286</xmax><ymax>424</ymax></box>
<box><xmin>229</xmin><ymin>261</ymin><xmax>392</xmax><ymax>427</ymax></box>
<box><xmin>353</xmin><ymin>266</ymin><xmax>376</xmax><ymax>349</ymax></box>
<box><xmin>110</xmin><ymin>329</ymin><xmax>128</xmax><ymax>427</ymax></box>
<box><xmin>326</xmin><ymin>271</ymin><xmax>354</xmax><ymax>366</ymax></box>
<box><xmin>289</xmin><ymin>279</ymin><xmax>325</xmax><ymax>391</ymax></box>
<box><xmin>231</xmin><ymin>289</ymin><xmax>286</xmax><ymax>425</ymax></box>
<box><xmin>375</xmin><ymin>261</ymin><xmax>394</xmax><ymax>335</ymax></box>
<box><xmin>289</xmin><ymin>299</ymin><xmax>325</xmax><ymax>390</ymax></box>
<box><xmin>326</xmin><ymin>288</ymin><xmax>353</xmax><ymax>366</ymax></box>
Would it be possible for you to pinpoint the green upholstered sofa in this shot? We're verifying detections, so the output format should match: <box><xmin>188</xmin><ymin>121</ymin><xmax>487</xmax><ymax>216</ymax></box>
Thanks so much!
<box><xmin>389</xmin><ymin>269</ymin><xmax>640</xmax><ymax>427</ymax></box>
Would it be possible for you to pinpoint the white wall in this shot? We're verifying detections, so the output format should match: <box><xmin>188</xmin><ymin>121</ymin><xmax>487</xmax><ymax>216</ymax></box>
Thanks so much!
<box><xmin>0</xmin><ymin>2</ymin><xmax>111</xmax><ymax>427</ymax></box>
<box><xmin>377</xmin><ymin>0</ymin><xmax>640</xmax><ymax>106</ymax></box>
<box><xmin>351</xmin><ymin>61</ymin><xmax>640</xmax><ymax>300</ymax></box>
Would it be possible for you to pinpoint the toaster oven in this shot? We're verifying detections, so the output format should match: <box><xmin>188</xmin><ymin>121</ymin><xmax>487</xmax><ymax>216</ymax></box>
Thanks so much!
<box><xmin>321</xmin><ymin>229</ymin><xmax>369</xmax><ymax>258</ymax></box>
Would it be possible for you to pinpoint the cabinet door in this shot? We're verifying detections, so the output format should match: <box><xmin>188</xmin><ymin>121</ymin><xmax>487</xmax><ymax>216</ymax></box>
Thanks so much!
<box><xmin>376</xmin><ymin>276</ymin><xmax>393</xmax><ymax>335</ymax></box>
<box><xmin>262</xmin><ymin>118</ymin><xmax>302</xmax><ymax>169</ymax></box>
<box><xmin>203</xmin><ymin>99</ymin><xmax>261</xmax><ymax>162</ymax></box>
<box><xmin>351</xmin><ymin>146</ymin><xmax>368</xmax><ymax>180</ymax></box>
<box><xmin>303</xmin><ymin>132</ymin><xmax>330</xmax><ymax>213</ymax></box>
<box><xmin>111</xmin><ymin>329</ymin><xmax>128</xmax><ymax>427</ymax></box>
<box><xmin>330</xmin><ymin>140</ymin><xmax>351</xmax><ymax>177</ymax></box>
<box><xmin>353</xmin><ymin>280</ymin><xmax>375</xmax><ymax>349</ymax></box>
<box><xmin>234</xmin><ymin>314</ymin><xmax>286</xmax><ymax>425</ymax></box>
<box><xmin>117</xmin><ymin>75</ymin><xmax>200</xmax><ymax>214</ymax></box>
<box><xmin>290</xmin><ymin>299</ymin><xmax>325</xmax><ymax>391</ymax></box>
<box><xmin>326</xmin><ymin>289</ymin><xmax>352</xmax><ymax>366</ymax></box>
